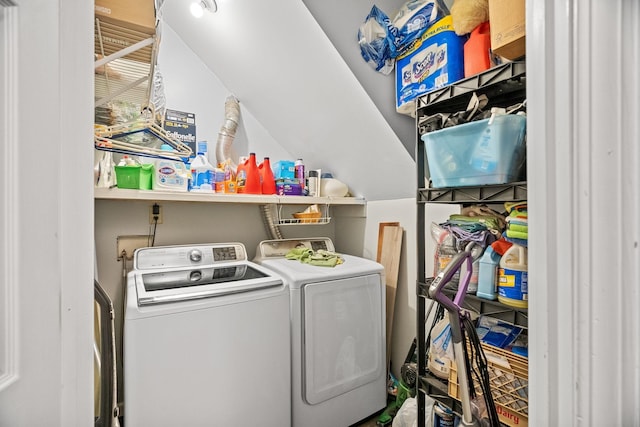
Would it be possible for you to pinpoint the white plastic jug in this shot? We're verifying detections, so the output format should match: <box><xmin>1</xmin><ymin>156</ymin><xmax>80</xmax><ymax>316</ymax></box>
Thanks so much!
<box><xmin>498</xmin><ymin>244</ymin><xmax>528</xmax><ymax>308</ymax></box>
<box><xmin>154</xmin><ymin>144</ymin><xmax>188</xmax><ymax>192</ymax></box>
<box><xmin>190</xmin><ymin>152</ymin><xmax>215</xmax><ymax>192</ymax></box>
<box><xmin>476</xmin><ymin>246</ymin><xmax>500</xmax><ymax>301</ymax></box>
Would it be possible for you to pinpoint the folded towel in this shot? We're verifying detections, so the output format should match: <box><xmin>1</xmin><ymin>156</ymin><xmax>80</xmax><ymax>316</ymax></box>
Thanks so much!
<box><xmin>285</xmin><ymin>248</ymin><xmax>344</xmax><ymax>267</ymax></box>
<box><xmin>506</xmin><ymin>216</ymin><xmax>528</xmax><ymax>225</ymax></box>
<box><xmin>506</xmin><ymin>229</ymin><xmax>528</xmax><ymax>240</ymax></box>
<box><xmin>505</xmin><ymin>201</ymin><xmax>527</xmax><ymax>214</ymax></box>
<box><xmin>502</xmin><ymin>232</ymin><xmax>528</xmax><ymax>248</ymax></box>
<box><xmin>507</xmin><ymin>223</ymin><xmax>528</xmax><ymax>233</ymax></box>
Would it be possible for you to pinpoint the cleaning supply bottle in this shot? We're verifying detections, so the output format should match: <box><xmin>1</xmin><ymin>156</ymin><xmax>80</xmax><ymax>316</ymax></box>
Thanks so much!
<box><xmin>498</xmin><ymin>243</ymin><xmax>528</xmax><ymax>308</ymax></box>
<box><xmin>190</xmin><ymin>152</ymin><xmax>215</xmax><ymax>192</ymax></box>
<box><xmin>476</xmin><ymin>245</ymin><xmax>501</xmax><ymax>300</ymax></box>
<box><xmin>259</xmin><ymin>157</ymin><xmax>276</xmax><ymax>195</ymax></box>
<box><xmin>464</xmin><ymin>21</ymin><xmax>493</xmax><ymax>77</ymax></box>
<box><xmin>236</xmin><ymin>155</ymin><xmax>249</xmax><ymax>193</ymax></box>
<box><xmin>222</xmin><ymin>159</ymin><xmax>236</xmax><ymax>193</ymax></box>
<box><xmin>118</xmin><ymin>155</ymin><xmax>137</xmax><ymax>166</ymax></box>
<box><xmin>294</xmin><ymin>158</ymin><xmax>305</xmax><ymax>193</ymax></box>
<box><xmin>243</xmin><ymin>152</ymin><xmax>261</xmax><ymax>194</ymax></box>
<box><xmin>153</xmin><ymin>144</ymin><xmax>189</xmax><ymax>192</ymax></box>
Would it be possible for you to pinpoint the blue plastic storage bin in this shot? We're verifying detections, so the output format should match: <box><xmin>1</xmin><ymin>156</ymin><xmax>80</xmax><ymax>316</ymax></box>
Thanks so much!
<box><xmin>421</xmin><ymin>115</ymin><xmax>527</xmax><ymax>188</ymax></box>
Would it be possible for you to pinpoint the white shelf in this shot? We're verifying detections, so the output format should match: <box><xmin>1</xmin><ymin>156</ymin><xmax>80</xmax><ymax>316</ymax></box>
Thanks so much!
<box><xmin>94</xmin><ymin>187</ymin><xmax>366</xmax><ymax>206</ymax></box>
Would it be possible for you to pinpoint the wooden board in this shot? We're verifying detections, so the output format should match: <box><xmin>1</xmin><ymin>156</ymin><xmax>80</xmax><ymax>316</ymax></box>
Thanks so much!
<box><xmin>377</xmin><ymin>222</ymin><xmax>403</xmax><ymax>371</ymax></box>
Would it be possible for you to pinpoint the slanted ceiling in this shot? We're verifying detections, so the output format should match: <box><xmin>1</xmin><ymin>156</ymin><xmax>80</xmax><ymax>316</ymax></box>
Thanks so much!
<box><xmin>160</xmin><ymin>0</ymin><xmax>416</xmax><ymax>201</ymax></box>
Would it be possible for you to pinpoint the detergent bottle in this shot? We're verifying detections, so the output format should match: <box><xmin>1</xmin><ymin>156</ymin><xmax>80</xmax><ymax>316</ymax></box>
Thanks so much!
<box><xmin>476</xmin><ymin>245</ymin><xmax>501</xmax><ymax>300</ymax></box>
<box><xmin>222</xmin><ymin>159</ymin><xmax>236</xmax><ymax>194</ymax></box>
<box><xmin>153</xmin><ymin>144</ymin><xmax>189</xmax><ymax>192</ymax></box>
<box><xmin>259</xmin><ymin>157</ymin><xmax>276</xmax><ymax>195</ymax></box>
<box><xmin>464</xmin><ymin>21</ymin><xmax>493</xmax><ymax>77</ymax></box>
<box><xmin>236</xmin><ymin>156</ymin><xmax>249</xmax><ymax>193</ymax></box>
<box><xmin>243</xmin><ymin>153</ymin><xmax>261</xmax><ymax>194</ymax></box>
<box><xmin>498</xmin><ymin>243</ymin><xmax>528</xmax><ymax>308</ymax></box>
<box><xmin>190</xmin><ymin>152</ymin><xmax>215</xmax><ymax>192</ymax></box>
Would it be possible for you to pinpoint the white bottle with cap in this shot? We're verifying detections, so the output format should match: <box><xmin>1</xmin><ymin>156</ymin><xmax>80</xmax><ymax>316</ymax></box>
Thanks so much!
<box><xmin>153</xmin><ymin>144</ymin><xmax>189</xmax><ymax>192</ymax></box>
<box><xmin>190</xmin><ymin>152</ymin><xmax>215</xmax><ymax>192</ymax></box>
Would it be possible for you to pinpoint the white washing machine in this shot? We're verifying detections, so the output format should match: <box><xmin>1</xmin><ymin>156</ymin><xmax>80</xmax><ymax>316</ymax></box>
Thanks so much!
<box><xmin>124</xmin><ymin>243</ymin><xmax>291</xmax><ymax>427</ymax></box>
<box><xmin>254</xmin><ymin>238</ymin><xmax>386</xmax><ymax>427</ymax></box>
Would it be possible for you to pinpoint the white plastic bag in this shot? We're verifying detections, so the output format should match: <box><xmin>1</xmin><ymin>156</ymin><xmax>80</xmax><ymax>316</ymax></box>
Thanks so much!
<box><xmin>392</xmin><ymin>396</ymin><xmax>435</xmax><ymax>427</ymax></box>
<box><xmin>428</xmin><ymin>316</ymin><xmax>454</xmax><ymax>380</ymax></box>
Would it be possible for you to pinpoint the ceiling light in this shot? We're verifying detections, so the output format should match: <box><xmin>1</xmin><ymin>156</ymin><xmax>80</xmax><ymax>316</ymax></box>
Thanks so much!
<box><xmin>190</xmin><ymin>0</ymin><xmax>217</xmax><ymax>17</ymax></box>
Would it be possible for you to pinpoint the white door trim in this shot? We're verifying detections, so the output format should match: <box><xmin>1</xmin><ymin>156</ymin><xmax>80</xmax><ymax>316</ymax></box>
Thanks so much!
<box><xmin>0</xmin><ymin>0</ymin><xmax>19</xmax><ymax>393</ymax></box>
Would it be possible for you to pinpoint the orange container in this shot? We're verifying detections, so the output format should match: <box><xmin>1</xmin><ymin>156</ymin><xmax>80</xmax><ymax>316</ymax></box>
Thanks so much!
<box><xmin>464</xmin><ymin>21</ymin><xmax>493</xmax><ymax>77</ymax></box>
<box><xmin>259</xmin><ymin>157</ymin><xmax>276</xmax><ymax>195</ymax></box>
<box><xmin>243</xmin><ymin>153</ymin><xmax>261</xmax><ymax>194</ymax></box>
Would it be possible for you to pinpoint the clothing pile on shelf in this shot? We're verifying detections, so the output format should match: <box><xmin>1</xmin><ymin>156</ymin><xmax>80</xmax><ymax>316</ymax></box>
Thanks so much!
<box><xmin>504</xmin><ymin>202</ymin><xmax>528</xmax><ymax>247</ymax></box>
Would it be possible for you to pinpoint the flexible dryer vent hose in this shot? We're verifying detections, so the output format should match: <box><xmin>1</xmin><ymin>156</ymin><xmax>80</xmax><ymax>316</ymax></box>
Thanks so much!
<box><xmin>260</xmin><ymin>205</ymin><xmax>283</xmax><ymax>240</ymax></box>
<box><xmin>215</xmin><ymin>95</ymin><xmax>241</xmax><ymax>169</ymax></box>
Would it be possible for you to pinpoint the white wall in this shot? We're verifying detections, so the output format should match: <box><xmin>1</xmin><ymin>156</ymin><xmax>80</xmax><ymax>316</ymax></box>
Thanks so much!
<box><xmin>0</xmin><ymin>0</ymin><xmax>94</xmax><ymax>425</ymax></box>
<box><xmin>160</xmin><ymin>0</ymin><xmax>416</xmax><ymax>201</ymax></box>
<box><xmin>528</xmin><ymin>0</ymin><xmax>640</xmax><ymax>424</ymax></box>
<box><xmin>158</xmin><ymin>23</ymin><xmax>293</xmax><ymax>165</ymax></box>
<box><xmin>357</xmin><ymin>199</ymin><xmax>457</xmax><ymax>379</ymax></box>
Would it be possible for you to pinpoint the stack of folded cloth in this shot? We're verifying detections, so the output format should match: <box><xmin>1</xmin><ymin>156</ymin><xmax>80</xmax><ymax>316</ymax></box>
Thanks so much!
<box><xmin>285</xmin><ymin>247</ymin><xmax>344</xmax><ymax>267</ymax></box>
<box><xmin>504</xmin><ymin>202</ymin><xmax>527</xmax><ymax>247</ymax></box>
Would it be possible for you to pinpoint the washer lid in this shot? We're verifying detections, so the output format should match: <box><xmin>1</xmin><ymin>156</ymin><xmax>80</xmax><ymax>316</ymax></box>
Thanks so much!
<box><xmin>256</xmin><ymin>254</ymin><xmax>383</xmax><ymax>288</ymax></box>
<box><xmin>132</xmin><ymin>262</ymin><xmax>282</xmax><ymax>306</ymax></box>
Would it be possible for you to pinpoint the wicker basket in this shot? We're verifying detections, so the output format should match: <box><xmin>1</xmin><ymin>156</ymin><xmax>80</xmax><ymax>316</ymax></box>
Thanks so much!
<box><xmin>448</xmin><ymin>342</ymin><xmax>528</xmax><ymax>427</ymax></box>
<box><xmin>292</xmin><ymin>212</ymin><xmax>322</xmax><ymax>224</ymax></box>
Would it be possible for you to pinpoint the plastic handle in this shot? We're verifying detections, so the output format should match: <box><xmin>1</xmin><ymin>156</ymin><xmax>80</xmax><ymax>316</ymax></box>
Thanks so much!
<box><xmin>428</xmin><ymin>249</ymin><xmax>473</xmax><ymax>314</ymax></box>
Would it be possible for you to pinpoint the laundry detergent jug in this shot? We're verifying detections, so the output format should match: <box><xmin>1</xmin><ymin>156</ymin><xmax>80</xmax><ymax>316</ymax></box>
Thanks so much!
<box><xmin>154</xmin><ymin>144</ymin><xmax>189</xmax><ymax>192</ymax></box>
<box><xmin>498</xmin><ymin>243</ymin><xmax>528</xmax><ymax>308</ymax></box>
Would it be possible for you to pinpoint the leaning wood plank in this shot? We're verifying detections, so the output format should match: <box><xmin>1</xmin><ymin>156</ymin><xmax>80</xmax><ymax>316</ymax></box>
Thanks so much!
<box><xmin>377</xmin><ymin>222</ymin><xmax>403</xmax><ymax>371</ymax></box>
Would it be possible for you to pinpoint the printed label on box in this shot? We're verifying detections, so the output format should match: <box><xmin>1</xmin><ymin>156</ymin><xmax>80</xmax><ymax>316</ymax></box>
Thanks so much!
<box><xmin>164</xmin><ymin>109</ymin><xmax>197</xmax><ymax>156</ymax></box>
<box><xmin>395</xmin><ymin>15</ymin><xmax>465</xmax><ymax>116</ymax></box>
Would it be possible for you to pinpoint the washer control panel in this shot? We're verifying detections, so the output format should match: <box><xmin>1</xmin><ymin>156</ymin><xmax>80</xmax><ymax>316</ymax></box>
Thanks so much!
<box><xmin>135</xmin><ymin>243</ymin><xmax>247</xmax><ymax>270</ymax></box>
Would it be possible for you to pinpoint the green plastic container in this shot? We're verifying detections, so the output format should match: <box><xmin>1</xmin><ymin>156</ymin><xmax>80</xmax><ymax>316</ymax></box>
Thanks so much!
<box><xmin>139</xmin><ymin>164</ymin><xmax>153</xmax><ymax>190</ymax></box>
<box><xmin>115</xmin><ymin>165</ymin><xmax>141</xmax><ymax>189</ymax></box>
<box><xmin>115</xmin><ymin>163</ymin><xmax>154</xmax><ymax>190</ymax></box>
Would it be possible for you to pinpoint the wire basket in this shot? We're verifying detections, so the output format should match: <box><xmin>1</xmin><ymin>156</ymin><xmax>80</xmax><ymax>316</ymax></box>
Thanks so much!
<box><xmin>448</xmin><ymin>342</ymin><xmax>528</xmax><ymax>427</ymax></box>
<box><xmin>292</xmin><ymin>212</ymin><xmax>323</xmax><ymax>224</ymax></box>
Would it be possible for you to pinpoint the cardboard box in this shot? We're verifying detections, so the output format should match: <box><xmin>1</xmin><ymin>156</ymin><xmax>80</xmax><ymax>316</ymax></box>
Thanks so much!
<box><xmin>395</xmin><ymin>15</ymin><xmax>466</xmax><ymax>117</ymax></box>
<box><xmin>164</xmin><ymin>109</ymin><xmax>197</xmax><ymax>157</ymax></box>
<box><xmin>488</xmin><ymin>0</ymin><xmax>526</xmax><ymax>60</ymax></box>
<box><xmin>95</xmin><ymin>0</ymin><xmax>156</xmax><ymax>35</ymax></box>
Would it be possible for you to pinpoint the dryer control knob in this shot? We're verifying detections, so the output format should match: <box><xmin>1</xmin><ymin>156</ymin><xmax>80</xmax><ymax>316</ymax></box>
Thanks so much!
<box><xmin>189</xmin><ymin>249</ymin><xmax>202</xmax><ymax>262</ymax></box>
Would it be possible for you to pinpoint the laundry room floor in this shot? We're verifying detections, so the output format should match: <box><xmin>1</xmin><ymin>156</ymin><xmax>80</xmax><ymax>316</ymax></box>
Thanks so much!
<box><xmin>352</xmin><ymin>411</ymin><xmax>383</xmax><ymax>427</ymax></box>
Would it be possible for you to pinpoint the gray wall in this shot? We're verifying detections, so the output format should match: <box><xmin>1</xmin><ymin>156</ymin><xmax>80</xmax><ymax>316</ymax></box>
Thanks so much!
<box><xmin>302</xmin><ymin>0</ymin><xmax>417</xmax><ymax>157</ymax></box>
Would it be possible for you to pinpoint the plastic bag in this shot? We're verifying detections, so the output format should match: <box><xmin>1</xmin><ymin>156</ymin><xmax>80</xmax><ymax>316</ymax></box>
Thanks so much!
<box><xmin>357</xmin><ymin>5</ymin><xmax>396</xmax><ymax>75</ymax></box>
<box><xmin>392</xmin><ymin>396</ymin><xmax>435</xmax><ymax>427</ymax></box>
<box><xmin>357</xmin><ymin>0</ymin><xmax>448</xmax><ymax>75</ymax></box>
<box><xmin>431</xmin><ymin>222</ymin><xmax>459</xmax><ymax>282</ymax></box>
<box><xmin>428</xmin><ymin>316</ymin><xmax>454</xmax><ymax>379</ymax></box>
<box><xmin>391</xmin><ymin>0</ymin><xmax>449</xmax><ymax>55</ymax></box>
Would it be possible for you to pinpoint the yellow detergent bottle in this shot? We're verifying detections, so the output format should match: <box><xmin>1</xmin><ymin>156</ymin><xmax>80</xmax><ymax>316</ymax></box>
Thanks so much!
<box><xmin>498</xmin><ymin>243</ymin><xmax>528</xmax><ymax>308</ymax></box>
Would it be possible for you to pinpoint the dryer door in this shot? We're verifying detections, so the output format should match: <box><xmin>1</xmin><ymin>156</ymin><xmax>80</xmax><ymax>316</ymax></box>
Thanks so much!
<box><xmin>302</xmin><ymin>273</ymin><xmax>384</xmax><ymax>405</ymax></box>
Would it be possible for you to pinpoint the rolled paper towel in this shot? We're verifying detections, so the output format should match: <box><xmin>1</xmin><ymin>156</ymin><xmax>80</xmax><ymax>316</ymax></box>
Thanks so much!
<box><xmin>320</xmin><ymin>178</ymin><xmax>349</xmax><ymax>197</ymax></box>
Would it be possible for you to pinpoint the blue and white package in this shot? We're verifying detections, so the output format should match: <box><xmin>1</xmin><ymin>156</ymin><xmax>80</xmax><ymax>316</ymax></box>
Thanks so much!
<box><xmin>357</xmin><ymin>5</ymin><xmax>396</xmax><ymax>75</ymax></box>
<box><xmin>358</xmin><ymin>1</ymin><xmax>448</xmax><ymax>75</ymax></box>
<box><xmin>395</xmin><ymin>15</ymin><xmax>465</xmax><ymax>116</ymax></box>
<box><xmin>391</xmin><ymin>0</ymin><xmax>449</xmax><ymax>55</ymax></box>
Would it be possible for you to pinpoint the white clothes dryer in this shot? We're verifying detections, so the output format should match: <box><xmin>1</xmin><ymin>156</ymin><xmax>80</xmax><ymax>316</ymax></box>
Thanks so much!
<box><xmin>255</xmin><ymin>238</ymin><xmax>386</xmax><ymax>427</ymax></box>
<box><xmin>125</xmin><ymin>243</ymin><xmax>290</xmax><ymax>427</ymax></box>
